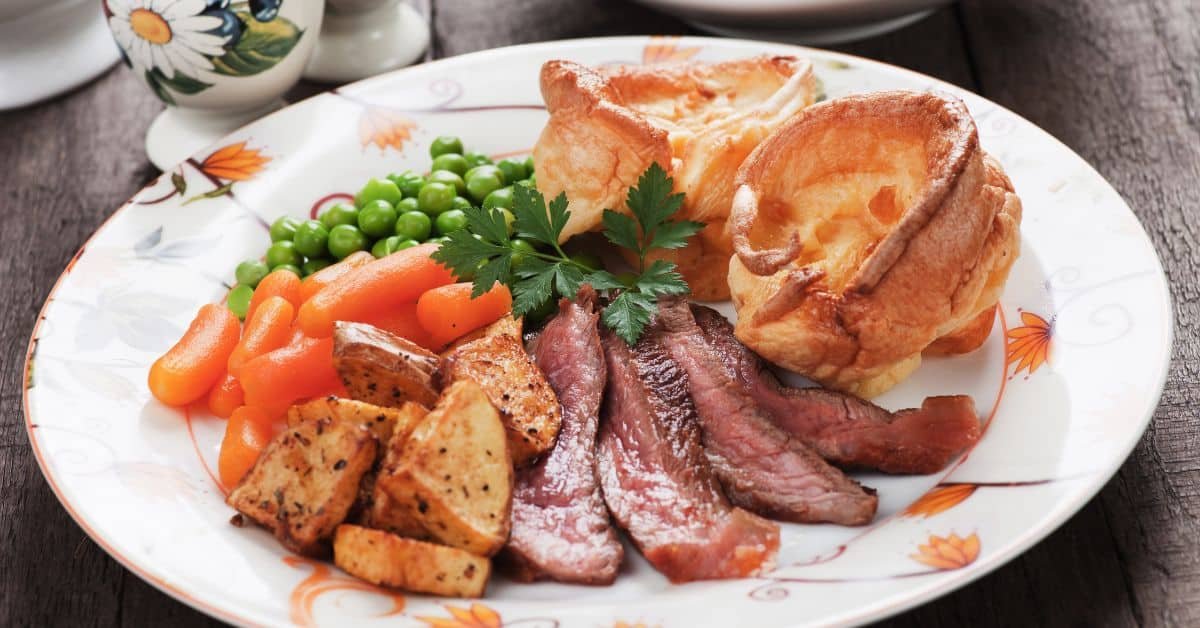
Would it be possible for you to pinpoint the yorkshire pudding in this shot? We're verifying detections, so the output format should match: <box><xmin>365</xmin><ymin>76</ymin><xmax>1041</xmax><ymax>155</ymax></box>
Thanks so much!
<box><xmin>728</xmin><ymin>91</ymin><xmax>1022</xmax><ymax>397</ymax></box>
<box><xmin>533</xmin><ymin>56</ymin><xmax>817</xmax><ymax>300</ymax></box>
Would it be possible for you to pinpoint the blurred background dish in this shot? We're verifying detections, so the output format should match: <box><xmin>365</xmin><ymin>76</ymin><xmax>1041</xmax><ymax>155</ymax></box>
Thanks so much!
<box><xmin>0</xmin><ymin>0</ymin><xmax>121</xmax><ymax>110</ymax></box>
<box><xmin>631</xmin><ymin>0</ymin><xmax>956</xmax><ymax>44</ymax></box>
<box><xmin>302</xmin><ymin>0</ymin><xmax>430</xmax><ymax>83</ymax></box>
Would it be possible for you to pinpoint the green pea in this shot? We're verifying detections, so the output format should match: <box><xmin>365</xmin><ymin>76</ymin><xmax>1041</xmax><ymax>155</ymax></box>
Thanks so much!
<box><xmin>435</xmin><ymin>209</ymin><xmax>469</xmax><ymax>235</ymax></box>
<box><xmin>428</xmin><ymin>170</ymin><xmax>466</xmax><ymax>196</ymax></box>
<box><xmin>464</xmin><ymin>151</ymin><xmax>492</xmax><ymax>167</ymax></box>
<box><xmin>466</xmin><ymin>164</ymin><xmax>505</xmax><ymax>185</ymax></box>
<box><xmin>483</xmin><ymin>186</ymin><xmax>514</xmax><ymax>210</ymax></box>
<box><xmin>426</xmin><ymin>236</ymin><xmax>450</xmax><ymax>245</ymax></box>
<box><xmin>417</xmin><ymin>181</ymin><xmax>455</xmax><ymax>216</ymax></box>
<box><xmin>302</xmin><ymin>258</ymin><xmax>332</xmax><ymax>276</ymax></box>
<box><xmin>389</xmin><ymin>172</ymin><xmax>426</xmax><ymax>199</ymax></box>
<box><xmin>527</xmin><ymin>173</ymin><xmax>536</xmax><ymax>188</ymax></box>
<box><xmin>523</xmin><ymin>155</ymin><xmax>534</xmax><ymax>175</ymax></box>
<box><xmin>510</xmin><ymin>238</ymin><xmax>536</xmax><ymax>268</ymax></box>
<box><xmin>451</xmin><ymin>196</ymin><xmax>472</xmax><ymax>211</ymax></box>
<box><xmin>292</xmin><ymin>220</ymin><xmax>329</xmax><ymax>258</ymax></box>
<box><xmin>372</xmin><ymin>237</ymin><xmax>397</xmax><ymax>258</ymax></box>
<box><xmin>395</xmin><ymin>210</ymin><xmax>432</xmax><ymax>241</ymax></box>
<box><xmin>496</xmin><ymin>158</ymin><xmax>527</xmax><ymax>185</ymax></box>
<box><xmin>355</xmin><ymin>177</ymin><xmax>403</xmax><ymax>208</ymax></box>
<box><xmin>273</xmin><ymin>263</ymin><xmax>303</xmax><ymax>277</ymax></box>
<box><xmin>569</xmin><ymin>251</ymin><xmax>603</xmax><ymax>272</ymax></box>
<box><xmin>497</xmin><ymin>208</ymin><xmax>515</xmax><ymax>234</ymax></box>
<box><xmin>358</xmin><ymin>200</ymin><xmax>399</xmax><ymax>238</ymax></box>
<box><xmin>395</xmin><ymin>238</ymin><xmax>420</xmax><ymax>251</ymax></box>
<box><xmin>466</xmin><ymin>169</ymin><xmax>504</xmax><ymax>204</ymax></box>
<box><xmin>516</xmin><ymin>178</ymin><xmax>535</xmax><ymax>188</ymax></box>
<box><xmin>269</xmin><ymin>216</ymin><xmax>300</xmax><ymax>242</ymax></box>
<box><xmin>396</xmin><ymin>197</ymin><xmax>420</xmax><ymax>214</ymax></box>
<box><xmin>431</xmin><ymin>153</ymin><xmax>469</xmax><ymax>176</ymax></box>
<box><xmin>319</xmin><ymin>203</ymin><xmax>359</xmax><ymax>229</ymax></box>
<box><xmin>265</xmin><ymin>240</ymin><xmax>303</xmax><ymax>268</ymax></box>
<box><xmin>429</xmin><ymin>136</ymin><xmax>463</xmax><ymax>158</ymax></box>
<box><xmin>327</xmin><ymin>224</ymin><xmax>368</xmax><ymax>259</ymax></box>
<box><xmin>227</xmin><ymin>284</ymin><xmax>254</xmax><ymax>319</ymax></box>
<box><xmin>235</xmin><ymin>259</ymin><xmax>270</xmax><ymax>288</ymax></box>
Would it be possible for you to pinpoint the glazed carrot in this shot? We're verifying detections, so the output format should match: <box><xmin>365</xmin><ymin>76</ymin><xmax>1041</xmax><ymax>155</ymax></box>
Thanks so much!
<box><xmin>416</xmin><ymin>282</ymin><xmax>513</xmax><ymax>347</ymax></box>
<box><xmin>246</xmin><ymin>269</ymin><xmax>301</xmax><ymax>320</ymax></box>
<box><xmin>227</xmin><ymin>296</ymin><xmax>295</xmax><ymax>376</ymax></box>
<box><xmin>207</xmin><ymin>372</ymin><xmax>244</xmax><ymax>419</ymax></box>
<box><xmin>239</xmin><ymin>335</ymin><xmax>341</xmax><ymax>416</ymax></box>
<box><xmin>359</xmin><ymin>302</ymin><xmax>436</xmax><ymax>349</ymax></box>
<box><xmin>297</xmin><ymin>243</ymin><xmax>455</xmax><ymax>337</ymax></box>
<box><xmin>148</xmin><ymin>303</ymin><xmax>241</xmax><ymax>407</ymax></box>
<box><xmin>218</xmin><ymin>405</ymin><xmax>274</xmax><ymax>488</ymax></box>
<box><xmin>299</xmin><ymin>250</ymin><xmax>374</xmax><ymax>302</ymax></box>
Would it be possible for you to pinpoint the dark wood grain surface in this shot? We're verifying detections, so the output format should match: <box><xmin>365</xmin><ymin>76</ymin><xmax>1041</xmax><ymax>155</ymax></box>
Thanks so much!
<box><xmin>2</xmin><ymin>0</ymin><xmax>1196</xmax><ymax>625</ymax></box>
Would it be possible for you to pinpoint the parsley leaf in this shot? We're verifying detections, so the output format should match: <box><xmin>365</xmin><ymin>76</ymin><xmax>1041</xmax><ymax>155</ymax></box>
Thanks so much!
<box><xmin>602</xmin><ymin>290</ymin><xmax>657</xmax><ymax>346</ymax></box>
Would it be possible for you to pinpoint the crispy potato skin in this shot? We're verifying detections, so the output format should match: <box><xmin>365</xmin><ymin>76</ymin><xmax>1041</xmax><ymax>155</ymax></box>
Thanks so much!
<box><xmin>534</xmin><ymin>57</ymin><xmax>816</xmax><ymax>300</ymax></box>
<box><xmin>728</xmin><ymin>91</ymin><xmax>1022</xmax><ymax>397</ymax></box>
<box><xmin>288</xmin><ymin>397</ymin><xmax>428</xmax><ymax>446</ymax></box>
<box><xmin>227</xmin><ymin>417</ymin><xmax>377</xmax><ymax>556</ymax></box>
<box><xmin>376</xmin><ymin>381</ymin><xmax>514</xmax><ymax>556</ymax></box>
<box><xmin>334</xmin><ymin>525</ymin><xmax>490</xmax><ymax>597</ymax></box>
<box><xmin>438</xmin><ymin>331</ymin><xmax>561</xmax><ymax>468</ymax></box>
<box><xmin>332</xmin><ymin>321</ymin><xmax>440</xmax><ymax>408</ymax></box>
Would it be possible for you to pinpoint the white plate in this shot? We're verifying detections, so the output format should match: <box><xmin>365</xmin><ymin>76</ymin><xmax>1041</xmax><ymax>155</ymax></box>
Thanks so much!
<box><xmin>24</xmin><ymin>36</ymin><xmax>1172</xmax><ymax>627</ymax></box>
<box><xmin>631</xmin><ymin>0</ymin><xmax>955</xmax><ymax>44</ymax></box>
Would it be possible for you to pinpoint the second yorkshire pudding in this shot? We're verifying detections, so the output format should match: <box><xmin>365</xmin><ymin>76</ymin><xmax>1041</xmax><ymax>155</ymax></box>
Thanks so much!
<box><xmin>728</xmin><ymin>91</ymin><xmax>1022</xmax><ymax>398</ymax></box>
<box><xmin>533</xmin><ymin>56</ymin><xmax>817</xmax><ymax>300</ymax></box>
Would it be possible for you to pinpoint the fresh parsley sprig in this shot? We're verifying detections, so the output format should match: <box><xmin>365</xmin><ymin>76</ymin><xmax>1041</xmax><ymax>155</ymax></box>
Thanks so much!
<box><xmin>430</xmin><ymin>163</ymin><xmax>703</xmax><ymax>344</ymax></box>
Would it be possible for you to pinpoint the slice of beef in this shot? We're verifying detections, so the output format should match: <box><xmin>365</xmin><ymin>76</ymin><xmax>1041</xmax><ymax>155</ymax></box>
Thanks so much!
<box><xmin>504</xmin><ymin>289</ymin><xmax>623</xmax><ymax>584</ymax></box>
<box><xmin>596</xmin><ymin>328</ymin><xmax>779</xmax><ymax>583</ymax></box>
<box><xmin>654</xmin><ymin>300</ymin><xmax>878</xmax><ymax>526</ymax></box>
<box><xmin>690</xmin><ymin>304</ymin><xmax>980</xmax><ymax>474</ymax></box>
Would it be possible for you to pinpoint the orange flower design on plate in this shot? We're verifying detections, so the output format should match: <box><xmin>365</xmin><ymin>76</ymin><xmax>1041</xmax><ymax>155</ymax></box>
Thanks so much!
<box><xmin>418</xmin><ymin>603</ymin><xmax>502</xmax><ymax>628</ymax></box>
<box><xmin>284</xmin><ymin>557</ymin><xmax>404</xmax><ymax>627</ymax></box>
<box><xmin>910</xmin><ymin>533</ymin><xmax>981</xmax><ymax>570</ymax></box>
<box><xmin>642</xmin><ymin>36</ymin><xmax>701</xmax><ymax>65</ymax></box>
<box><xmin>903</xmin><ymin>484</ymin><xmax>977</xmax><ymax>518</ymax></box>
<box><xmin>360</xmin><ymin>105</ymin><xmax>417</xmax><ymax>152</ymax></box>
<box><xmin>1006</xmin><ymin>310</ymin><xmax>1053</xmax><ymax>378</ymax></box>
<box><xmin>198</xmin><ymin>141</ymin><xmax>271</xmax><ymax>182</ymax></box>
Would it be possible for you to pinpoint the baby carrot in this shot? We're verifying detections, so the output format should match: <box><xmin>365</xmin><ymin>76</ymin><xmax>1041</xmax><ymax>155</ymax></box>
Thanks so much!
<box><xmin>239</xmin><ymin>335</ymin><xmax>341</xmax><ymax>416</ymax></box>
<box><xmin>148</xmin><ymin>303</ymin><xmax>241</xmax><ymax>407</ymax></box>
<box><xmin>246</xmin><ymin>269</ymin><xmax>301</xmax><ymax>321</ymax></box>
<box><xmin>299</xmin><ymin>250</ymin><xmax>374</xmax><ymax>303</ymax></box>
<box><xmin>416</xmin><ymin>282</ymin><xmax>513</xmax><ymax>347</ymax></box>
<box><xmin>218</xmin><ymin>405</ymin><xmax>274</xmax><ymax>488</ymax></box>
<box><xmin>297</xmin><ymin>243</ymin><xmax>455</xmax><ymax>338</ymax></box>
<box><xmin>359</xmin><ymin>302</ymin><xmax>436</xmax><ymax>349</ymax></box>
<box><xmin>207</xmin><ymin>372</ymin><xmax>244</xmax><ymax>419</ymax></box>
<box><xmin>227</xmin><ymin>296</ymin><xmax>295</xmax><ymax>376</ymax></box>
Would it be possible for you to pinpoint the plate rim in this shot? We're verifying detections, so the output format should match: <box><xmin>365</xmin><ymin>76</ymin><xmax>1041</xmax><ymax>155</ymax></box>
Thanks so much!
<box><xmin>21</xmin><ymin>35</ymin><xmax>1175</xmax><ymax>628</ymax></box>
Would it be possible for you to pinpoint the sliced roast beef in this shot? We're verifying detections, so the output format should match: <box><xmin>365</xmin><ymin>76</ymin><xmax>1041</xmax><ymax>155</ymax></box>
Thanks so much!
<box><xmin>689</xmin><ymin>304</ymin><xmax>980</xmax><ymax>474</ymax></box>
<box><xmin>504</xmin><ymin>289</ymin><xmax>623</xmax><ymax>584</ymax></box>
<box><xmin>596</xmin><ymin>328</ymin><xmax>779</xmax><ymax>583</ymax></box>
<box><xmin>654</xmin><ymin>299</ymin><xmax>878</xmax><ymax>526</ymax></box>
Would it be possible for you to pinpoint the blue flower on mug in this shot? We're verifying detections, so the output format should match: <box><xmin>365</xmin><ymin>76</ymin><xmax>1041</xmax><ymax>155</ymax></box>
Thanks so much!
<box><xmin>104</xmin><ymin>0</ymin><xmax>304</xmax><ymax>105</ymax></box>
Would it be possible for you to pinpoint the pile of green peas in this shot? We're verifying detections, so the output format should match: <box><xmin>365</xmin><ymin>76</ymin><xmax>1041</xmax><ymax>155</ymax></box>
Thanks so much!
<box><xmin>227</xmin><ymin>136</ymin><xmax>537</xmax><ymax>319</ymax></box>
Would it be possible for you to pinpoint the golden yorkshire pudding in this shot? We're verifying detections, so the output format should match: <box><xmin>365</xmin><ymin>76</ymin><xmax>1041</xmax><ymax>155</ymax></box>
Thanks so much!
<box><xmin>728</xmin><ymin>90</ymin><xmax>1022</xmax><ymax>398</ymax></box>
<box><xmin>533</xmin><ymin>56</ymin><xmax>817</xmax><ymax>300</ymax></box>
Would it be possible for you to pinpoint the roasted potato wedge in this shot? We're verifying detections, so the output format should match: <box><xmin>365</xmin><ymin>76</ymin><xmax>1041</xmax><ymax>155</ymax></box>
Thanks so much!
<box><xmin>333</xmin><ymin>321</ymin><xmax>440</xmax><ymax>408</ymax></box>
<box><xmin>377</xmin><ymin>380</ymin><xmax>513</xmax><ymax>556</ymax></box>
<box><xmin>288</xmin><ymin>397</ymin><xmax>427</xmax><ymax>448</ymax></box>
<box><xmin>227</xmin><ymin>417</ymin><xmax>376</xmax><ymax>555</ymax></box>
<box><xmin>334</xmin><ymin>525</ymin><xmax>490</xmax><ymax>597</ymax></box>
<box><xmin>438</xmin><ymin>332</ymin><xmax>561</xmax><ymax>467</ymax></box>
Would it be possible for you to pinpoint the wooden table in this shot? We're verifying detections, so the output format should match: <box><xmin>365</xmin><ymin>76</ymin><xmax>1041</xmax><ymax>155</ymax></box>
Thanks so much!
<box><xmin>1</xmin><ymin>1</ymin><xmax>1195</xmax><ymax>625</ymax></box>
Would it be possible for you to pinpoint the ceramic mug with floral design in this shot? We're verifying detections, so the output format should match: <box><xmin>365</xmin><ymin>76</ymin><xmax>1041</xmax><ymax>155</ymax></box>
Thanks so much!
<box><xmin>102</xmin><ymin>0</ymin><xmax>324</xmax><ymax>169</ymax></box>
